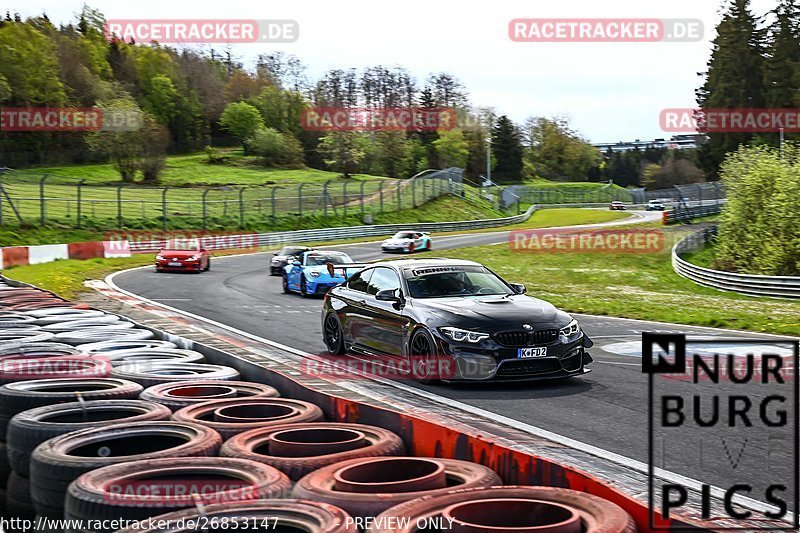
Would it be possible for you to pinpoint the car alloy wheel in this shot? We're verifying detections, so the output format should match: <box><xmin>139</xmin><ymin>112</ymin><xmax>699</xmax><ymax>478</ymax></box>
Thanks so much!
<box><xmin>282</xmin><ymin>275</ymin><xmax>290</xmax><ymax>293</ymax></box>
<box><xmin>300</xmin><ymin>276</ymin><xmax>309</xmax><ymax>298</ymax></box>
<box><xmin>410</xmin><ymin>330</ymin><xmax>440</xmax><ymax>385</ymax></box>
<box><xmin>323</xmin><ymin>314</ymin><xmax>345</xmax><ymax>355</ymax></box>
<box><xmin>408</xmin><ymin>243</ymin><xmax>415</xmax><ymax>253</ymax></box>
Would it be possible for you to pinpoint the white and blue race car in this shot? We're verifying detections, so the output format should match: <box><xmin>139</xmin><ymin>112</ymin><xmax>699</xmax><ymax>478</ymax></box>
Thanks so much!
<box><xmin>282</xmin><ymin>250</ymin><xmax>363</xmax><ymax>297</ymax></box>
<box><xmin>380</xmin><ymin>231</ymin><xmax>432</xmax><ymax>253</ymax></box>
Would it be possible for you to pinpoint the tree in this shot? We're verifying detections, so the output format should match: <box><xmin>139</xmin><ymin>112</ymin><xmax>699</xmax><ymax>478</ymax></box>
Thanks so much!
<box><xmin>696</xmin><ymin>0</ymin><xmax>766</xmax><ymax>176</ymax></box>
<box><xmin>246</xmin><ymin>127</ymin><xmax>304</xmax><ymax>167</ymax></box>
<box><xmin>433</xmin><ymin>129</ymin><xmax>469</xmax><ymax>169</ymax></box>
<box><xmin>219</xmin><ymin>102</ymin><xmax>263</xmax><ymax>152</ymax></box>
<box><xmin>0</xmin><ymin>22</ymin><xmax>66</xmax><ymax>105</ymax></box>
<box><xmin>374</xmin><ymin>132</ymin><xmax>412</xmax><ymax>178</ymax></box>
<box><xmin>490</xmin><ymin>115</ymin><xmax>523</xmax><ymax>183</ymax></box>
<box><xmin>139</xmin><ymin>114</ymin><xmax>170</xmax><ymax>182</ymax></box>
<box><xmin>522</xmin><ymin>116</ymin><xmax>601</xmax><ymax>180</ymax></box>
<box><xmin>317</xmin><ymin>131</ymin><xmax>365</xmax><ymax>178</ymax></box>
<box><xmin>641</xmin><ymin>152</ymin><xmax>705</xmax><ymax>189</ymax></box>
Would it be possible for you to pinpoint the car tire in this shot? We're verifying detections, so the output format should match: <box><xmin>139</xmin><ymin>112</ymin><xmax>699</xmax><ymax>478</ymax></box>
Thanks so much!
<box><xmin>6</xmin><ymin>399</ymin><xmax>172</xmax><ymax>477</ymax></box>
<box><xmin>291</xmin><ymin>457</ymin><xmax>501</xmax><ymax>519</ymax></box>
<box><xmin>426</xmin><ymin>240</ymin><xmax>432</xmax><ymax>251</ymax></box>
<box><xmin>140</xmin><ymin>380</ymin><xmax>279</xmax><ymax>411</ymax></box>
<box><xmin>29</xmin><ymin>421</ymin><xmax>222</xmax><ymax>518</ymax></box>
<box><xmin>323</xmin><ymin>313</ymin><xmax>346</xmax><ymax>356</ymax></box>
<box><xmin>6</xmin><ymin>472</ymin><xmax>35</xmax><ymax>519</ymax></box>
<box><xmin>110</xmin><ymin>362</ymin><xmax>239</xmax><ymax>389</ymax></box>
<box><xmin>221</xmin><ymin>422</ymin><xmax>406</xmax><ymax>481</ymax></box>
<box><xmin>204</xmin><ymin>259</ymin><xmax>210</xmax><ymax>272</ymax></box>
<box><xmin>282</xmin><ymin>274</ymin><xmax>291</xmax><ymax>293</ymax></box>
<box><xmin>300</xmin><ymin>275</ymin><xmax>309</xmax><ymax>298</ymax></box>
<box><xmin>409</xmin><ymin>329</ymin><xmax>441</xmax><ymax>385</ymax></box>
<box><xmin>0</xmin><ymin>378</ymin><xmax>143</xmax><ymax>440</ymax></box>
<box><xmin>408</xmin><ymin>243</ymin><xmax>415</xmax><ymax>253</ymax></box>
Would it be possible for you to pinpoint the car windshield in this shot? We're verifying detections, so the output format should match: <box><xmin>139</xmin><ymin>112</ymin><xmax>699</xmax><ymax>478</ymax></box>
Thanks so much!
<box><xmin>405</xmin><ymin>266</ymin><xmax>514</xmax><ymax>298</ymax></box>
<box><xmin>305</xmin><ymin>252</ymin><xmax>352</xmax><ymax>266</ymax></box>
<box><xmin>393</xmin><ymin>232</ymin><xmax>416</xmax><ymax>239</ymax></box>
<box><xmin>279</xmin><ymin>247</ymin><xmax>306</xmax><ymax>256</ymax></box>
<box><xmin>164</xmin><ymin>239</ymin><xmax>200</xmax><ymax>251</ymax></box>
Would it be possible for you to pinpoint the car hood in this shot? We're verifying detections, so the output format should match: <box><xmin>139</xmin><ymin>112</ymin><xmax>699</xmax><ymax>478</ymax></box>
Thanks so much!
<box><xmin>158</xmin><ymin>250</ymin><xmax>198</xmax><ymax>258</ymax></box>
<box><xmin>272</xmin><ymin>255</ymin><xmax>293</xmax><ymax>262</ymax></box>
<box><xmin>412</xmin><ymin>295</ymin><xmax>569</xmax><ymax>329</ymax></box>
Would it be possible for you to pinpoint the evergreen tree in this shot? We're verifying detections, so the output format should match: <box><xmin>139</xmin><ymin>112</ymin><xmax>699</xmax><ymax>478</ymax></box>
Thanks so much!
<box><xmin>490</xmin><ymin>115</ymin><xmax>523</xmax><ymax>183</ymax></box>
<box><xmin>696</xmin><ymin>0</ymin><xmax>766</xmax><ymax>176</ymax></box>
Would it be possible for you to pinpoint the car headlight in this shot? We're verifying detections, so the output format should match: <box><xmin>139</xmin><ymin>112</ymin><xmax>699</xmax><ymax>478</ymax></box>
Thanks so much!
<box><xmin>440</xmin><ymin>327</ymin><xmax>490</xmax><ymax>343</ymax></box>
<box><xmin>559</xmin><ymin>319</ymin><xmax>580</xmax><ymax>337</ymax></box>
<box><xmin>187</xmin><ymin>255</ymin><xmax>200</xmax><ymax>261</ymax></box>
<box><xmin>156</xmin><ymin>255</ymin><xmax>164</xmax><ymax>261</ymax></box>
<box><xmin>308</xmin><ymin>271</ymin><xmax>321</xmax><ymax>278</ymax></box>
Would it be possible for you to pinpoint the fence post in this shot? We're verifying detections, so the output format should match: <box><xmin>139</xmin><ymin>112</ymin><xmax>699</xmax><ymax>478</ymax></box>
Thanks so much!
<box><xmin>412</xmin><ymin>178</ymin><xmax>416</xmax><ymax>207</ymax></box>
<box><xmin>271</xmin><ymin>187</ymin><xmax>279</xmax><ymax>225</ymax></box>
<box><xmin>116</xmin><ymin>185</ymin><xmax>124</xmax><ymax>228</ymax></box>
<box><xmin>360</xmin><ymin>181</ymin><xmax>365</xmax><ymax>216</ymax></box>
<box><xmin>39</xmin><ymin>174</ymin><xmax>48</xmax><ymax>226</ymax></box>
<box><xmin>202</xmin><ymin>188</ymin><xmax>212</xmax><ymax>230</ymax></box>
<box><xmin>76</xmin><ymin>179</ymin><xmax>86</xmax><ymax>228</ymax></box>
<box><xmin>298</xmin><ymin>183</ymin><xmax>306</xmax><ymax>219</ymax></box>
<box><xmin>322</xmin><ymin>180</ymin><xmax>330</xmax><ymax>219</ymax></box>
<box><xmin>378</xmin><ymin>182</ymin><xmax>384</xmax><ymax>213</ymax></box>
<box><xmin>238</xmin><ymin>187</ymin><xmax>246</xmax><ymax>228</ymax></box>
<box><xmin>343</xmin><ymin>182</ymin><xmax>348</xmax><ymax>217</ymax></box>
<box><xmin>397</xmin><ymin>181</ymin><xmax>402</xmax><ymax>210</ymax></box>
<box><xmin>162</xmin><ymin>187</ymin><xmax>169</xmax><ymax>231</ymax></box>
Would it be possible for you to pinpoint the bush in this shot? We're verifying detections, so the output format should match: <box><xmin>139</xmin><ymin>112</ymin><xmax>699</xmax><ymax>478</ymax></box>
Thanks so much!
<box><xmin>246</xmin><ymin>128</ymin><xmax>304</xmax><ymax>167</ymax></box>
<box><xmin>715</xmin><ymin>143</ymin><xmax>800</xmax><ymax>275</ymax></box>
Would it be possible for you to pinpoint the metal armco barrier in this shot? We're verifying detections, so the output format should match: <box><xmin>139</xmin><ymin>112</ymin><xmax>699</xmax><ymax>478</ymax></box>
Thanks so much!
<box><xmin>664</xmin><ymin>201</ymin><xmax>723</xmax><ymax>224</ymax></box>
<box><xmin>672</xmin><ymin>226</ymin><xmax>800</xmax><ymax>298</ymax></box>
<box><xmin>128</xmin><ymin>205</ymin><xmax>540</xmax><ymax>253</ymax></box>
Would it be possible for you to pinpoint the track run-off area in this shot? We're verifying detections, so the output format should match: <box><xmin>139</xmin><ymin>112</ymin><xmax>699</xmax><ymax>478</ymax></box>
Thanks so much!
<box><xmin>111</xmin><ymin>210</ymin><xmax>796</xmax><ymax>506</ymax></box>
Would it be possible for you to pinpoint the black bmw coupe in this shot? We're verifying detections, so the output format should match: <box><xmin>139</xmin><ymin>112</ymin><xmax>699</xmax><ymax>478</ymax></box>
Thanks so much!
<box><xmin>321</xmin><ymin>258</ymin><xmax>593</xmax><ymax>383</ymax></box>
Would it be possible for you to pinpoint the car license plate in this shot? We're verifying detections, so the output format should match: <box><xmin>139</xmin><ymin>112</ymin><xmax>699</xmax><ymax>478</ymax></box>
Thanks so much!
<box><xmin>167</xmin><ymin>262</ymin><xmax>182</xmax><ymax>266</ymax></box>
<box><xmin>518</xmin><ymin>347</ymin><xmax>547</xmax><ymax>358</ymax></box>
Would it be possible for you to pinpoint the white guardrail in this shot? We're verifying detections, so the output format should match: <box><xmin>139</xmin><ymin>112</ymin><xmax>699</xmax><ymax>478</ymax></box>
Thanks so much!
<box><xmin>129</xmin><ymin>204</ymin><xmax>543</xmax><ymax>253</ymax></box>
<box><xmin>672</xmin><ymin>226</ymin><xmax>800</xmax><ymax>298</ymax></box>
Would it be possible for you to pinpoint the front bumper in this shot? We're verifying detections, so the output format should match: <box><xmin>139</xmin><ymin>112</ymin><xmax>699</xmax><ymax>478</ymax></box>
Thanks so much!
<box><xmin>381</xmin><ymin>245</ymin><xmax>408</xmax><ymax>253</ymax></box>
<box><xmin>433</xmin><ymin>332</ymin><xmax>593</xmax><ymax>381</ymax></box>
<box><xmin>155</xmin><ymin>261</ymin><xmax>201</xmax><ymax>272</ymax></box>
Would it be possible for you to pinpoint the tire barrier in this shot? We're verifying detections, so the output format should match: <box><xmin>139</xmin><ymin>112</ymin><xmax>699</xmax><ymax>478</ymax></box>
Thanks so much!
<box><xmin>98</xmin><ymin>348</ymin><xmax>205</xmax><ymax>366</ymax></box>
<box><xmin>40</xmin><ymin>316</ymin><xmax>129</xmax><ymax>332</ymax></box>
<box><xmin>221</xmin><ymin>422</ymin><xmax>406</xmax><ymax>480</ymax></box>
<box><xmin>76</xmin><ymin>340</ymin><xmax>177</xmax><ymax>353</ymax></box>
<box><xmin>0</xmin><ymin>355</ymin><xmax>112</xmax><ymax>384</ymax></box>
<box><xmin>291</xmin><ymin>456</ymin><xmax>502</xmax><ymax>518</ymax></box>
<box><xmin>29</xmin><ymin>421</ymin><xmax>222</xmax><ymax>517</ymax></box>
<box><xmin>139</xmin><ymin>380</ymin><xmax>279</xmax><ymax>411</ymax></box>
<box><xmin>27</xmin><ymin>308</ymin><xmax>107</xmax><ymax>325</ymax></box>
<box><xmin>65</xmin><ymin>457</ymin><xmax>292</xmax><ymax>529</ymax></box>
<box><xmin>367</xmin><ymin>486</ymin><xmax>637</xmax><ymax>533</ymax></box>
<box><xmin>117</xmin><ymin>500</ymin><xmax>359</xmax><ymax>533</ymax></box>
<box><xmin>0</xmin><ymin>313</ymin><xmax>37</xmax><ymax>327</ymax></box>
<box><xmin>6</xmin><ymin>471</ymin><xmax>34</xmax><ymax>519</ymax></box>
<box><xmin>0</xmin><ymin>378</ymin><xmax>143</xmax><ymax>439</ymax></box>
<box><xmin>54</xmin><ymin>328</ymin><xmax>155</xmax><ymax>346</ymax></box>
<box><xmin>6</xmin><ymin>399</ymin><xmax>172</xmax><ymax>476</ymax></box>
<box><xmin>0</xmin><ymin>342</ymin><xmax>79</xmax><ymax>357</ymax></box>
<box><xmin>172</xmin><ymin>397</ymin><xmax>324</xmax><ymax>439</ymax></box>
<box><xmin>111</xmin><ymin>361</ymin><xmax>240</xmax><ymax>388</ymax></box>
<box><xmin>0</xmin><ymin>330</ymin><xmax>55</xmax><ymax>344</ymax></box>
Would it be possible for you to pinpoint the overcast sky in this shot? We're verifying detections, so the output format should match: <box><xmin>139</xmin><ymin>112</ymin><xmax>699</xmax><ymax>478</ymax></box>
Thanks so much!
<box><xmin>9</xmin><ymin>0</ymin><xmax>779</xmax><ymax>142</ymax></box>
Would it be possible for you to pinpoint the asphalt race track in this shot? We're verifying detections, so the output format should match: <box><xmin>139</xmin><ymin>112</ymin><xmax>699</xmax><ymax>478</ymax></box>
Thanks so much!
<box><xmin>114</xmin><ymin>212</ymin><xmax>796</xmax><ymax>505</ymax></box>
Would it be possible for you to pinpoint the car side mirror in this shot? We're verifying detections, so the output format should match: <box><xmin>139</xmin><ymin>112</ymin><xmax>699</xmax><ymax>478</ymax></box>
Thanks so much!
<box><xmin>292</xmin><ymin>260</ymin><xmax>302</xmax><ymax>267</ymax></box>
<box><xmin>272</xmin><ymin>252</ymin><xmax>278</xmax><ymax>256</ymax></box>
<box><xmin>509</xmin><ymin>283</ymin><xmax>526</xmax><ymax>294</ymax></box>
<box><xmin>376</xmin><ymin>289</ymin><xmax>402</xmax><ymax>302</ymax></box>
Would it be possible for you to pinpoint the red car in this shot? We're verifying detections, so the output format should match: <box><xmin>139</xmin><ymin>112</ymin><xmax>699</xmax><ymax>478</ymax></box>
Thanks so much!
<box><xmin>155</xmin><ymin>238</ymin><xmax>210</xmax><ymax>273</ymax></box>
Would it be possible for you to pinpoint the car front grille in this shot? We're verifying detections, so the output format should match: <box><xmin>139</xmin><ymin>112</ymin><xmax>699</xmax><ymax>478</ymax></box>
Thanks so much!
<box><xmin>493</xmin><ymin>329</ymin><xmax>559</xmax><ymax>347</ymax></box>
<box><xmin>496</xmin><ymin>358</ymin><xmax>562</xmax><ymax>376</ymax></box>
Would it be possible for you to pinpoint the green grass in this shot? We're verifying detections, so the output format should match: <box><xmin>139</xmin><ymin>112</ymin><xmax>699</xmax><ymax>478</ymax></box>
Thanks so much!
<box><xmin>522</xmin><ymin>179</ymin><xmax>627</xmax><ymax>191</ymax></box>
<box><xmin>414</xmin><ymin>232</ymin><xmax>800</xmax><ymax>336</ymax></box>
<box><xmin>4</xmin><ymin>255</ymin><xmax>155</xmax><ymax>300</ymax></box>
<box><xmin>681</xmin><ymin>240</ymin><xmax>717</xmax><ymax>268</ymax></box>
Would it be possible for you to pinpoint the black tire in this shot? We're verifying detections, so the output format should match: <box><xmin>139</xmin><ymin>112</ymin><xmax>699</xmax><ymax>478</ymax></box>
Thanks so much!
<box><xmin>408</xmin><ymin>242</ymin><xmax>415</xmax><ymax>253</ymax></box>
<box><xmin>7</xmin><ymin>399</ymin><xmax>172</xmax><ymax>476</ymax></box>
<box><xmin>0</xmin><ymin>378</ymin><xmax>143</xmax><ymax>440</ymax></box>
<box><xmin>140</xmin><ymin>380</ymin><xmax>279</xmax><ymax>411</ymax></box>
<box><xmin>0</xmin><ymin>440</ymin><xmax>11</xmax><ymax>482</ymax></box>
<box><xmin>300</xmin><ymin>275</ymin><xmax>309</xmax><ymax>298</ymax></box>
<box><xmin>282</xmin><ymin>274</ymin><xmax>291</xmax><ymax>293</ymax></box>
<box><xmin>323</xmin><ymin>313</ymin><xmax>346</xmax><ymax>356</ymax></box>
<box><xmin>30</xmin><ymin>421</ymin><xmax>222</xmax><ymax>518</ymax></box>
<box><xmin>204</xmin><ymin>259</ymin><xmax>210</xmax><ymax>271</ymax></box>
<box><xmin>6</xmin><ymin>472</ymin><xmax>34</xmax><ymax>519</ymax></box>
<box><xmin>65</xmin><ymin>457</ymin><xmax>291</xmax><ymax>526</ymax></box>
<box><xmin>110</xmin><ymin>362</ymin><xmax>240</xmax><ymax>389</ymax></box>
<box><xmin>409</xmin><ymin>328</ymin><xmax>441</xmax><ymax>385</ymax></box>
